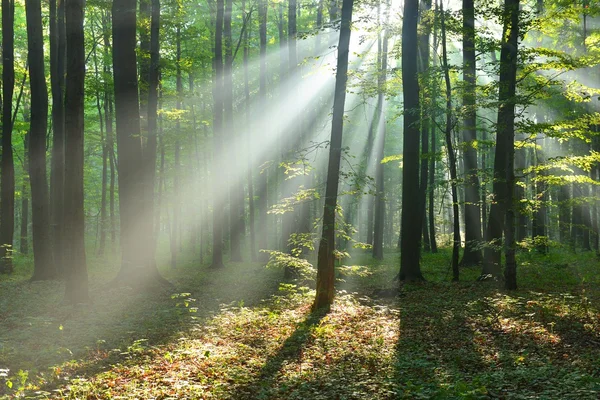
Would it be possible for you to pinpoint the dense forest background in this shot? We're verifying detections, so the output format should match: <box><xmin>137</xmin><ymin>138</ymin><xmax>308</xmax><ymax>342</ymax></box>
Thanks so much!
<box><xmin>0</xmin><ymin>0</ymin><xmax>599</xmax><ymax>397</ymax></box>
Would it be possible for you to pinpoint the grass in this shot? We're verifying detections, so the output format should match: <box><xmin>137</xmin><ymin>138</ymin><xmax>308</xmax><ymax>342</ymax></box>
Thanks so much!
<box><xmin>0</xmin><ymin>245</ymin><xmax>599</xmax><ymax>399</ymax></box>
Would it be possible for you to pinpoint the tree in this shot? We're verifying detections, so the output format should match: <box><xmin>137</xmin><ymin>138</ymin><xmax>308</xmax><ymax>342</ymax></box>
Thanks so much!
<box><xmin>27</xmin><ymin>0</ymin><xmax>56</xmax><ymax>281</ymax></box>
<box><xmin>372</xmin><ymin>1</ymin><xmax>390</xmax><ymax>260</ymax></box>
<box><xmin>399</xmin><ymin>0</ymin><xmax>424</xmax><ymax>281</ymax></box>
<box><xmin>313</xmin><ymin>0</ymin><xmax>354</xmax><ymax>310</ymax></box>
<box><xmin>112</xmin><ymin>0</ymin><xmax>162</xmax><ymax>283</ymax></box>
<box><xmin>440</xmin><ymin>0</ymin><xmax>460</xmax><ymax>281</ymax></box>
<box><xmin>482</xmin><ymin>0</ymin><xmax>520</xmax><ymax>282</ymax></box>
<box><xmin>50</xmin><ymin>0</ymin><xmax>66</xmax><ymax>274</ymax></box>
<box><xmin>1</xmin><ymin>0</ymin><xmax>15</xmax><ymax>273</ymax></box>
<box><xmin>63</xmin><ymin>0</ymin><xmax>89</xmax><ymax>304</ymax></box>
<box><xmin>211</xmin><ymin>0</ymin><xmax>225</xmax><ymax>269</ymax></box>
<box><xmin>460</xmin><ymin>0</ymin><xmax>483</xmax><ymax>266</ymax></box>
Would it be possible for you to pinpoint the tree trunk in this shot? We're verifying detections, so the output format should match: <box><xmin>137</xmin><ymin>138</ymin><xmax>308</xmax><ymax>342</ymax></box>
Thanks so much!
<box><xmin>418</xmin><ymin>0</ymin><xmax>432</xmax><ymax>254</ymax></box>
<box><xmin>460</xmin><ymin>0</ymin><xmax>483</xmax><ymax>266</ymax></box>
<box><xmin>20</xmin><ymin>111</ymin><xmax>30</xmax><ymax>255</ymax></box>
<box><xmin>243</xmin><ymin>1</ymin><xmax>257</xmax><ymax>261</ymax></box>
<box><xmin>257</xmin><ymin>0</ymin><xmax>269</xmax><ymax>261</ymax></box>
<box><xmin>27</xmin><ymin>0</ymin><xmax>56</xmax><ymax>281</ymax></box>
<box><xmin>1</xmin><ymin>0</ymin><xmax>15</xmax><ymax>273</ymax></box>
<box><xmin>399</xmin><ymin>0</ymin><xmax>424</xmax><ymax>281</ymax></box>
<box><xmin>372</xmin><ymin>3</ymin><xmax>390</xmax><ymax>260</ymax></box>
<box><xmin>112</xmin><ymin>0</ymin><xmax>163</xmax><ymax>283</ymax></box>
<box><xmin>313</xmin><ymin>0</ymin><xmax>354</xmax><ymax>310</ymax></box>
<box><xmin>63</xmin><ymin>0</ymin><xmax>89</xmax><ymax>304</ymax></box>
<box><xmin>482</xmin><ymin>0</ymin><xmax>519</xmax><ymax>282</ymax></box>
<box><xmin>211</xmin><ymin>0</ymin><xmax>225</xmax><ymax>268</ymax></box>
<box><xmin>440</xmin><ymin>0</ymin><xmax>460</xmax><ymax>281</ymax></box>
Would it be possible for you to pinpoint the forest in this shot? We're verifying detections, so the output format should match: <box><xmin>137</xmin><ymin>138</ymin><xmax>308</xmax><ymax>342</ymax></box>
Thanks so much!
<box><xmin>0</xmin><ymin>0</ymin><xmax>599</xmax><ymax>397</ymax></box>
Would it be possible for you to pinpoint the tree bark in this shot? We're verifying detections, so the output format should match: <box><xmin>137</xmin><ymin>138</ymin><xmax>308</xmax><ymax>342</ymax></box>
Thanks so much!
<box><xmin>372</xmin><ymin>2</ymin><xmax>390</xmax><ymax>260</ymax></box>
<box><xmin>440</xmin><ymin>0</ymin><xmax>460</xmax><ymax>281</ymax></box>
<box><xmin>482</xmin><ymin>0</ymin><xmax>519</xmax><ymax>282</ymax></box>
<box><xmin>63</xmin><ymin>0</ymin><xmax>89</xmax><ymax>304</ymax></box>
<box><xmin>399</xmin><ymin>0</ymin><xmax>424</xmax><ymax>281</ymax></box>
<box><xmin>257</xmin><ymin>0</ymin><xmax>269</xmax><ymax>261</ymax></box>
<box><xmin>27</xmin><ymin>0</ymin><xmax>56</xmax><ymax>281</ymax></box>
<box><xmin>313</xmin><ymin>0</ymin><xmax>354</xmax><ymax>310</ymax></box>
<box><xmin>112</xmin><ymin>0</ymin><xmax>163</xmax><ymax>284</ymax></box>
<box><xmin>1</xmin><ymin>0</ymin><xmax>15</xmax><ymax>273</ymax></box>
<box><xmin>211</xmin><ymin>0</ymin><xmax>225</xmax><ymax>268</ymax></box>
<box><xmin>460</xmin><ymin>0</ymin><xmax>483</xmax><ymax>266</ymax></box>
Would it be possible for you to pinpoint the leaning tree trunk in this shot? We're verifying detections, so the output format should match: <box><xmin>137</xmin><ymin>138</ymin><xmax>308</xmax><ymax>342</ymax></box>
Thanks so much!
<box><xmin>399</xmin><ymin>0</ymin><xmax>424</xmax><ymax>281</ymax></box>
<box><xmin>27</xmin><ymin>0</ymin><xmax>56</xmax><ymax>281</ymax></box>
<box><xmin>313</xmin><ymin>0</ymin><xmax>354</xmax><ymax>310</ymax></box>
<box><xmin>1</xmin><ymin>0</ymin><xmax>15</xmax><ymax>273</ymax></box>
<box><xmin>63</xmin><ymin>0</ymin><xmax>89</xmax><ymax>304</ymax></box>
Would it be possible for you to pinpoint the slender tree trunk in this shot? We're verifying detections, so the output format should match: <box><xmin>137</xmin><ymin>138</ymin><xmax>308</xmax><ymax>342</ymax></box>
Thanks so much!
<box><xmin>27</xmin><ymin>0</ymin><xmax>56</xmax><ymax>281</ymax></box>
<box><xmin>460</xmin><ymin>0</ymin><xmax>483</xmax><ymax>265</ymax></box>
<box><xmin>148</xmin><ymin>0</ymin><xmax>160</xmax><ymax>253</ymax></box>
<box><xmin>92</xmin><ymin>32</ymin><xmax>108</xmax><ymax>257</ymax></box>
<box><xmin>429</xmin><ymin>104</ymin><xmax>438</xmax><ymax>253</ymax></box>
<box><xmin>20</xmin><ymin>110</ymin><xmax>30</xmax><ymax>255</ymax></box>
<box><xmin>372</xmin><ymin>3</ymin><xmax>390</xmax><ymax>260</ymax></box>
<box><xmin>257</xmin><ymin>0</ymin><xmax>269</xmax><ymax>261</ymax></box>
<box><xmin>243</xmin><ymin>2</ymin><xmax>257</xmax><ymax>262</ymax></box>
<box><xmin>64</xmin><ymin>0</ymin><xmax>89</xmax><ymax>304</ymax></box>
<box><xmin>417</xmin><ymin>0</ymin><xmax>432</xmax><ymax>254</ymax></box>
<box><xmin>399</xmin><ymin>0</ymin><xmax>424</xmax><ymax>281</ymax></box>
<box><xmin>440</xmin><ymin>0</ymin><xmax>460</xmax><ymax>281</ymax></box>
<box><xmin>1</xmin><ymin>0</ymin><xmax>15</xmax><ymax>273</ymax></box>
<box><xmin>211</xmin><ymin>0</ymin><xmax>225</xmax><ymax>268</ymax></box>
<box><xmin>50</xmin><ymin>0</ymin><xmax>66</xmax><ymax>274</ymax></box>
<box><xmin>313</xmin><ymin>0</ymin><xmax>354</xmax><ymax>310</ymax></box>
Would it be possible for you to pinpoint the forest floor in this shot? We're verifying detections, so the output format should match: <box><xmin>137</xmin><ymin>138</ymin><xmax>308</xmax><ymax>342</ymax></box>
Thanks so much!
<box><xmin>0</xmin><ymin>245</ymin><xmax>599</xmax><ymax>399</ymax></box>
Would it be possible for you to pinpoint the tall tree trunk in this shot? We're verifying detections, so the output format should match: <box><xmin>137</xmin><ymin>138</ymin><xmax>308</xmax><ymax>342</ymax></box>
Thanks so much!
<box><xmin>1</xmin><ymin>0</ymin><xmax>15</xmax><ymax>273</ymax></box>
<box><xmin>243</xmin><ymin>1</ymin><xmax>257</xmax><ymax>261</ymax></box>
<box><xmin>372</xmin><ymin>3</ymin><xmax>390</xmax><ymax>260</ymax></box>
<box><xmin>257</xmin><ymin>0</ymin><xmax>269</xmax><ymax>262</ymax></box>
<box><xmin>482</xmin><ymin>0</ymin><xmax>520</xmax><ymax>283</ymax></box>
<box><xmin>92</xmin><ymin>30</ymin><xmax>108</xmax><ymax>257</ymax></box>
<box><xmin>417</xmin><ymin>0</ymin><xmax>432</xmax><ymax>254</ymax></box>
<box><xmin>399</xmin><ymin>0</ymin><xmax>424</xmax><ymax>281</ymax></box>
<box><xmin>211</xmin><ymin>0</ymin><xmax>226</xmax><ymax>268</ymax></box>
<box><xmin>112</xmin><ymin>0</ymin><xmax>162</xmax><ymax>283</ymax></box>
<box><xmin>532</xmin><ymin>144</ymin><xmax>548</xmax><ymax>253</ymax></box>
<box><xmin>50</xmin><ymin>0</ymin><xmax>66</xmax><ymax>274</ymax></box>
<box><xmin>64</xmin><ymin>0</ymin><xmax>89</xmax><ymax>304</ymax></box>
<box><xmin>20</xmin><ymin>108</ymin><xmax>30</xmax><ymax>255</ymax></box>
<box><xmin>27</xmin><ymin>0</ymin><xmax>56</xmax><ymax>281</ymax></box>
<box><xmin>503</xmin><ymin>0</ymin><xmax>520</xmax><ymax>290</ymax></box>
<box><xmin>148</xmin><ymin>0</ymin><xmax>160</xmax><ymax>255</ymax></box>
<box><xmin>313</xmin><ymin>0</ymin><xmax>354</xmax><ymax>310</ymax></box>
<box><xmin>460</xmin><ymin>0</ymin><xmax>483</xmax><ymax>266</ymax></box>
<box><xmin>440</xmin><ymin>0</ymin><xmax>460</xmax><ymax>281</ymax></box>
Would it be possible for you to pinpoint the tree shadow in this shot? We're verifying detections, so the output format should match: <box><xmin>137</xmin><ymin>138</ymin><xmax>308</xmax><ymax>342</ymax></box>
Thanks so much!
<box><xmin>0</xmin><ymin>260</ymin><xmax>283</xmax><ymax>397</ymax></box>
<box><xmin>228</xmin><ymin>308</ymin><xmax>328</xmax><ymax>399</ymax></box>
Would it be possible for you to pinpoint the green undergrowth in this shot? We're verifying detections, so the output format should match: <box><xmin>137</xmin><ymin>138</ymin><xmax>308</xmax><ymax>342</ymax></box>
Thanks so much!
<box><xmin>0</xmin><ymin>247</ymin><xmax>599</xmax><ymax>399</ymax></box>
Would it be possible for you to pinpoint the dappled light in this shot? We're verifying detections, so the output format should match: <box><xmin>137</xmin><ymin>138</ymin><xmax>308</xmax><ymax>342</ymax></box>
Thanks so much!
<box><xmin>1</xmin><ymin>0</ymin><xmax>600</xmax><ymax>397</ymax></box>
